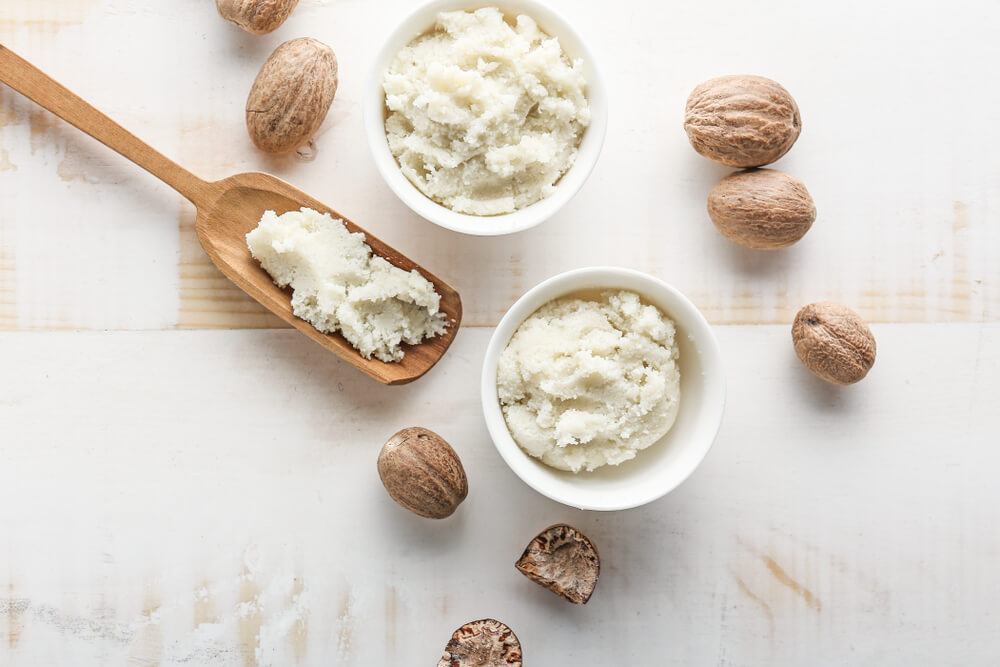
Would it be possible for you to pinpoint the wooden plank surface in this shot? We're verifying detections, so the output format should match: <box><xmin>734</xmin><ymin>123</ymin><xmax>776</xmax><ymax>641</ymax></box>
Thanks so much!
<box><xmin>2</xmin><ymin>1</ymin><xmax>999</xmax><ymax>665</ymax></box>
<box><xmin>1</xmin><ymin>325</ymin><xmax>998</xmax><ymax>665</ymax></box>
<box><xmin>1</xmin><ymin>0</ymin><xmax>998</xmax><ymax>330</ymax></box>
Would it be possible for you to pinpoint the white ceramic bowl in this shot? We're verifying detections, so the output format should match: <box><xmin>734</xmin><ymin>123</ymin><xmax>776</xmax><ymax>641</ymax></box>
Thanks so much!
<box><xmin>481</xmin><ymin>268</ymin><xmax>726</xmax><ymax>511</ymax></box>
<box><xmin>363</xmin><ymin>0</ymin><xmax>608</xmax><ymax>236</ymax></box>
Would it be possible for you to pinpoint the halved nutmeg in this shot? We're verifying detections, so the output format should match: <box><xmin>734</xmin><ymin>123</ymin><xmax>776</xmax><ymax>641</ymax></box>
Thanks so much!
<box><xmin>515</xmin><ymin>524</ymin><xmax>600</xmax><ymax>604</ymax></box>
<box><xmin>437</xmin><ymin>618</ymin><xmax>522</xmax><ymax>667</ymax></box>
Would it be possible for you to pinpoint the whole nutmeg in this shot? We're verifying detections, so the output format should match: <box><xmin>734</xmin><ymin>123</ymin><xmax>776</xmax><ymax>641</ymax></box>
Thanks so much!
<box><xmin>377</xmin><ymin>427</ymin><xmax>468</xmax><ymax>519</ymax></box>
<box><xmin>437</xmin><ymin>619</ymin><xmax>522</xmax><ymax>667</ymax></box>
<box><xmin>792</xmin><ymin>302</ymin><xmax>876</xmax><ymax>385</ymax></box>
<box><xmin>708</xmin><ymin>169</ymin><xmax>816</xmax><ymax>249</ymax></box>
<box><xmin>684</xmin><ymin>75</ymin><xmax>801</xmax><ymax>167</ymax></box>
<box><xmin>246</xmin><ymin>37</ymin><xmax>338</xmax><ymax>154</ymax></box>
<box><xmin>216</xmin><ymin>0</ymin><xmax>299</xmax><ymax>35</ymax></box>
<box><xmin>515</xmin><ymin>524</ymin><xmax>600</xmax><ymax>604</ymax></box>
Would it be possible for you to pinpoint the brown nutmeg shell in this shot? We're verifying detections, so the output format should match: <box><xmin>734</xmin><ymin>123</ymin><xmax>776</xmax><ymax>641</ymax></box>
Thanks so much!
<box><xmin>377</xmin><ymin>427</ymin><xmax>468</xmax><ymax>519</ymax></box>
<box><xmin>792</xmin><ymin>302</ymin><xmax>876</xmax><ymax>385</ymax></box>
<box><xmin>437</xmin><ymin>619</ymin><xmax>522</xmax><ymax>667</ymax></box>
<box><xmin>708</xmin><ymin>169</ymin><xmax>816</xmax><ymax>249</ymax></box>
<box><xmin>685</xmin><ymin>75</ymin><xmax>801</xmax><ymax>167</ymax></box>
<box><xmin>216</xmin><ymin>0</ymin><xmax>299</xmax><ymax>35</ymax></box>
<box><xmin>246</xmin><ymin>37</ymin><xmax>338</xmax><ymax>153</ymax></box>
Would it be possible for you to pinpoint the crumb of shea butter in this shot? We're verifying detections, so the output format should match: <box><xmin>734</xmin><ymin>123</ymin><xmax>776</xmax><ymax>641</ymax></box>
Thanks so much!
<box><xmin>497</xmin><ymin>291</ymin><xmax>680</xmax><ymax>472</ymax></box>
<box><xmin>246</xmin><ymin>208</ymin><xmax>447</xmax><ymax>362</ymax></box>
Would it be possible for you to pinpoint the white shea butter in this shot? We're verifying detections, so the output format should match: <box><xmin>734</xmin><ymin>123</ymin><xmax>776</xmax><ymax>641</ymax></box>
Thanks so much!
<box><xmin>383</xmin><ymin>7</ymin><xmax>590</xmax><ymax>216</ymax></box>
<box><xmin>497</xmin><ymin>291</ymin><xmax>680</xmax><ymax>472</ymax></box>
<box><xmin>246</xmin><ymin>208</ymin><xmax>447</xmax><ymax>363</ymax></box>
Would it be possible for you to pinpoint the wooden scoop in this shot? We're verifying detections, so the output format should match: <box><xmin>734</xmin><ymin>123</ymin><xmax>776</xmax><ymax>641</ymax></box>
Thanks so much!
<box><xmin>0</xmin><ymin>45</ymin><xmax>462</xmax><ymax>385</ymax></box>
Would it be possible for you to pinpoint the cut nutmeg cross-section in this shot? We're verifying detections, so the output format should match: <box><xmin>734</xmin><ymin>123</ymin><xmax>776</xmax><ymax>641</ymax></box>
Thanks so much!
<box><xmin>437</xmin><ymin>618</ymin><xmax>522</xmax><ymax>667</ymax></box>
<box><xmin>515</xmin><ymin>524</ymin><xmax>600</xmax><ymax>604</ymax></box>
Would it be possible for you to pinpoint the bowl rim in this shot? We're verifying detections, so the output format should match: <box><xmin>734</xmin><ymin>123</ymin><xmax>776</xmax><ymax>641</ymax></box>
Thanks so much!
<box><xmin>480</xmin><ymin>266</ymin><xmax>727</xmax><ymax>511</ymax></box>
<box><xmin>362</xmin><ymin>0</ymin><xmax>609</xmax><ymax>237</ymax></box>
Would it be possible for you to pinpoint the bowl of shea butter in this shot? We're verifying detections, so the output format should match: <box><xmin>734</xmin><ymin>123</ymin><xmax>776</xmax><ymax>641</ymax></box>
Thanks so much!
<box><xmin>481</xmin><ymin>267</ymin><xmax>726</xmax><ymax>511</ymax></box>
<box><xmin>364</xmin><ymin>0</ymin><xmax>607</xmax><ymax>236</ymax></box>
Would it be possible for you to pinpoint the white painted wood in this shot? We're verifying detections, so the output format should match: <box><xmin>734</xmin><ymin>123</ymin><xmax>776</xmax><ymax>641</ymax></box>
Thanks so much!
<box><xmin>1</xmin><ymin>325</ymin><xmax>998</xmax><ymax>665</ymax></box>
<box><xmin>2</xmin><ymin>1</ymin><xmax>999</xmax><ymax>664</ymax></box>
<box><xmin>1</xmin><ymin>0</ymin><xmax>998</xmax><ymax>329</ymax></box>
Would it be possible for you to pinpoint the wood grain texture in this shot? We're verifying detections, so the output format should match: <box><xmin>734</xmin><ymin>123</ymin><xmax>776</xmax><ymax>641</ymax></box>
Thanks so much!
<box><xmin>1</xmin><ymin>0</ymin><xmax>999</xmax><ymax>329</ymax></box>
<box><xmin>0</xmin><ymin>44</ymin><xmax>462</xmax><ymax>384</ymax></box>
<box><xmin>177</xmin><ymin>207</ymin><xmax>286</xmax><ymax>329</ymax></box>
<box><xmin>1</xmin><ymin>325</ymin><xmax>998</xmax><ymax>664</ymax></box>
<box><xmin>0</xmin><ymin>234</ymin><xmax>15</xmax><ymax>327</ymax></box>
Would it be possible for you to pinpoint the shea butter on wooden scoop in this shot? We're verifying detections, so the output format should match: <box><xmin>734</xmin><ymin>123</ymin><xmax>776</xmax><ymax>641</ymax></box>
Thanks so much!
<box><xmin>247</xmin><ymin>208</ymin><xmax>447</xmax><ymax>363</ymax></box>
<box><xmin>0</xmin><ymin>45</ymin><xmax>462</xmax><ymax>385</ymax></box>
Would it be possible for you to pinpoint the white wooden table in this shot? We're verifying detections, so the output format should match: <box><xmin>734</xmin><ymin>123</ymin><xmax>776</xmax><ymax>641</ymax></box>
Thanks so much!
<box><xmin>2</xmin><ymin>1</ymin><xmax>999</xmax><ymax>665</ymax></box>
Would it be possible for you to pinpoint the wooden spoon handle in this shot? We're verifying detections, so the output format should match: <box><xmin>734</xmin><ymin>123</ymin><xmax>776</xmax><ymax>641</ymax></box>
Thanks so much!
<box><xmin>0</xmin><ymin>44</ymin><xmax>211</xmax><ymax>205</ymax></box>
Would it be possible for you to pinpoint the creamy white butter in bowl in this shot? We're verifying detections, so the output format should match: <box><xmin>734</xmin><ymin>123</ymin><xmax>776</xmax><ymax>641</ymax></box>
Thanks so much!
<box><xmin>365</xmin><ymin>0</ymin><xmax>608</xmax><ymax>236</ymax></box>
<box><xmin>481</xmin><ymin>267</ymin><xmax>726</xmax><ymax>511</ymax></box>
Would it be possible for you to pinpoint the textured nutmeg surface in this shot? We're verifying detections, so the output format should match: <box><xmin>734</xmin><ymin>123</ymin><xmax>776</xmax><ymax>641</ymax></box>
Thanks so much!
<box><xmin>377</xmin><ymin>427</ymin><xmax>468</xmax><ymax>519</ymax></box>
<box><xmin>684</xmin><ymin>75</ymin><xmax>801</xmax><ymax>167</ymax></box>
<box><xmin>708</xmin><ymin>169</ymin><xmax>816</xmax><ymax>249</ymax></box>
<box><xmin>515</xmin><ymin>524</ymin><xmax>600</xmax><ymax>604</ymax></box>
<box><xmin>216</xmin><ymin>0</ymin><xmax>299</xmax><ymax>35</ymax></box>
<box><xmin>792</xmin><ymin>302</ymin><xmax>876</xmax><ymax>385</ymax></box>
<box><xmin>437</xmin><ymin>619</ymin><xmax>522</xmax><ymax>667</ymax></box>
<box><xmin>246</xmin><ymin>37</ymin><xmax>338</xmax><ymax>154</ymax></box>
